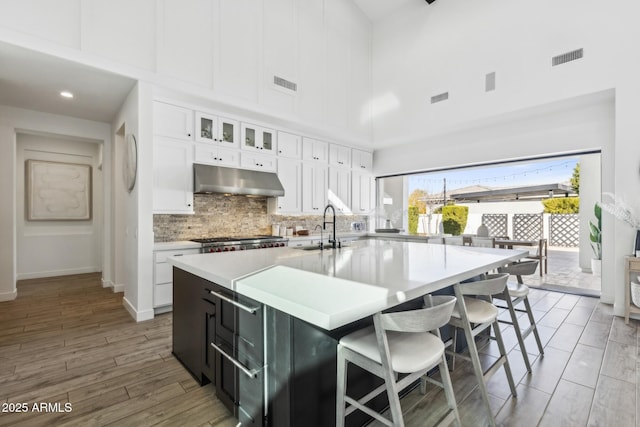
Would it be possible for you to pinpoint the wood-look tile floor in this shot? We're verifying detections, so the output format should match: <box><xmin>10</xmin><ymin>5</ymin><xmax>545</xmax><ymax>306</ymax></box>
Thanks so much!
<box><xmin>0</xmin><ymin>274</ymin><xmax>635</xmax><ymax>426</ymax></box>
<box><xmin>372</xmin><ymin>287</ymin><xmax>637</xmax><ymax>427</ymax></box>
<box><xmin>0</xmin><ymin>273</ymin><xmax>235</xmax><ymax>427</ymax></box>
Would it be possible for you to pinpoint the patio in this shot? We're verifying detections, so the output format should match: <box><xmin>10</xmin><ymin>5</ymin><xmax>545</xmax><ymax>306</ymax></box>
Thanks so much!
<box><xmin>518</xmin><ymin>246</ymin><xmax>600</xmax><ymax>296</ymax></box>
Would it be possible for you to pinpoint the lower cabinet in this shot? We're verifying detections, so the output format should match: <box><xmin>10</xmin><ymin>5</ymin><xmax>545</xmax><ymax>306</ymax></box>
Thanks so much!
<box><xmin>173</xmin><ymin>267</ymin><xmax>394</xmax><ymax>427</ymax></box>
<box><xmin>172</xmin><ymin>268</ymin><xmax>265</xmax><ymax>426</ymax></box>
<box><xmin>153</xmin><ymin>248</ymin><xmax>200</xmax><ymax>312</ymax></box>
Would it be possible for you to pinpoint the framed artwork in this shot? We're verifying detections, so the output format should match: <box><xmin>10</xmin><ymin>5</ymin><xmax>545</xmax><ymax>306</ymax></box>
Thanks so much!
<box><xmin>26</xmin><ymin>159</ymin><xmax>92</xmax><ymax>221</ymax></box>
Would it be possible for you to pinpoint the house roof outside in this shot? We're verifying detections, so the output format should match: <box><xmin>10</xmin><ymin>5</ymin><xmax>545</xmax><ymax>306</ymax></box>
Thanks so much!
<box><xmin>420</xmin><ymin>183</ymin><xmax>576</xmax><ymax>204</ymax></box>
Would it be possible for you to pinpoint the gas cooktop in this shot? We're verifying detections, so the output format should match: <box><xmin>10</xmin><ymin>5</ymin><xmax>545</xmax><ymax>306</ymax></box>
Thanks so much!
<box><xmin>190</xmin><ymin>236</ymin><xmax>283</xmax><ymax>244</ymax></box>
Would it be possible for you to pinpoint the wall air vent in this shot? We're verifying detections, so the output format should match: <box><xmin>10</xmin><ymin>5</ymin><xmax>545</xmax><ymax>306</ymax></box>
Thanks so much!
<box><xmin>430</xmin><ymin>92</ymin><xmax>449</xmax><ymax>104</ymax></box>
<box><xmin>273</xmin><ymin>76</ymin><xmax>297</xmax><ymax>92</ymax></box>
<box><xmin>552</xmin><ymin>48</ymin><xmax>583</xmax><ymax>66</ymax></box>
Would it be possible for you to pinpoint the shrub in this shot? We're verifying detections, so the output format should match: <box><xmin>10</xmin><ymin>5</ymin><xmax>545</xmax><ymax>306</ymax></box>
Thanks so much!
<box><xmin>541</xmin><ymin>197</ymin><xmax>580</xmax><ymax>214</ymax></box>
<box><xmin>442</xmin><ymin>205</ymin><xmax>468</xmax><ymax>235</ymax></box>
<box><xmin>408</xmin><ymin>206</ymin><xmax>419</xmax><ymax>235</ymax></box>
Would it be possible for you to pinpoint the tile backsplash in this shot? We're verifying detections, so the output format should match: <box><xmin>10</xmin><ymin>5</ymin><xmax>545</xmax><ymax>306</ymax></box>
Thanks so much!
<box><xmin>153</xmin><ymin>194</ymin><xmax>369</xmax><ymax>242</ymax></box>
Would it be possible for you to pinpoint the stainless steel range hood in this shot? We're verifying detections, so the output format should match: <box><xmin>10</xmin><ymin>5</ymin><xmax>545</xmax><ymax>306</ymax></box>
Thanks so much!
<box><xmin>193</xmin><ymin>164</ymin><xmax>285</xmax><ymax>197</ymax></box>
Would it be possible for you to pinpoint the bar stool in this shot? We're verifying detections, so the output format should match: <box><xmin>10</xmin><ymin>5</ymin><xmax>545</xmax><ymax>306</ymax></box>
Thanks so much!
<box><xmin>443</xmin><ymin>236</ymin><xmax>464</xmax><ymax>246</ymax></box>
<box><xmin>336</xmin><ymin>295</ymin><xmax>460</xmax><ymax>427</ymax></box>
<box><xmin>470</xmin><ymin>236</ymin><xmax>495</xmax><ymax>248</ymax></box>
<box><xmin>495</xmin><ymin>260</ymin><xmax>545</xmax><ymax>372</ymax></box>
<box><xmin>448</xmin><ymin>273</ymin><xmax>517</xmax><ymax>427</ymax></box>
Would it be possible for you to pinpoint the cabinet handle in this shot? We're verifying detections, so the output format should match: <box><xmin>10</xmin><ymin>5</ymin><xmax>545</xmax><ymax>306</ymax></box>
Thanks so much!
<box><xmin>208</xmin><ymin>290</ymin><xmax>260</xmax><ymax>314</ymax></box>
<box><xmin>211</xmin><ymin>342</ymin><xmax>261</xmax><ymax>378</ymax></box>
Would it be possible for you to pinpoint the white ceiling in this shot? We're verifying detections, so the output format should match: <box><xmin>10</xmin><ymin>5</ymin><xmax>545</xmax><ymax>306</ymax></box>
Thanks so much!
<box><xmin>353</xmin><ymin>0</ymin><xmax>415</xmax><ymax>23</ymax></box>
<box><xmin>0</xmin><ymin>42</ymin><xmax>136</xmax><ymax>123</ymax></box>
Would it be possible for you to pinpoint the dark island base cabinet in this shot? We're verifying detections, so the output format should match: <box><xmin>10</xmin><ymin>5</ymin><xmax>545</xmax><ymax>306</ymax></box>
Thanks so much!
<box><xmin>173</xmin><ymin>267</ymin><xmax>409</xmax><ymax>427</ymax></box>
<box><xmin>172</xmin><ymin>268</ymin><xmax>265</xmax><ymax>426</ymax></box>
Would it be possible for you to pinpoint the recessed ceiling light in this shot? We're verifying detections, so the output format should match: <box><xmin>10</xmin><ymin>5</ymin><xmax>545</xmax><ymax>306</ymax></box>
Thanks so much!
<box><xmin>60</xmin><ymin>91</ymin><xmax>74</xmax><ymax>99</ymax></box>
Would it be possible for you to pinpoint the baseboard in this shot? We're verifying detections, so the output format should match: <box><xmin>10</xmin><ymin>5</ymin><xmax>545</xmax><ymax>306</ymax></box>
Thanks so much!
<box><xmin>122</xmin><ymin>297</ymin><xmax>155</xmax><ymax>322</ymax></box>
<box><xmin>101</xmin><ymin>278</ymin><xmax>125</xmax><ymax>293</ymax></box>
<box><xmin>17</xmin><ymin>267</ymin><xmax>100</xmax><ymax>281</ymax></box>
<box><xmin>0</xmin><ymin>289</ymin><xmax>17</xmax><ymax>302</ymax></box>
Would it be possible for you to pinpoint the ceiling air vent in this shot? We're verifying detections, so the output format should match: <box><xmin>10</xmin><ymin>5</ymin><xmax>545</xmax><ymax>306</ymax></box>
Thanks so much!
<box><xmin>552</xmin><ymin>48</ymin><xmax>583</xmax><ymax>66</ymax></box>
<box><xmin>273</xmin><ymin>75</ymin><xmax>297</xmax><ymax>92</ymax></box>
<box><xmin>430</xmin><ymin>92</ymin><xmax>449</xmax><ymax>104</ymax></box>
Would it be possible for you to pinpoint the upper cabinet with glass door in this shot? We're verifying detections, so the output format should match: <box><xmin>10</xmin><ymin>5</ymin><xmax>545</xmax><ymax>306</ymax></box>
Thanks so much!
<box><xmin>241</xmin><ymin>123</ymin><xmax>277</xmax><ymax>154</ymax></box>
<box><xmin>195</xmin><ymin>112</ymin><xmax>239</xmax><ymax>148</ymax></box>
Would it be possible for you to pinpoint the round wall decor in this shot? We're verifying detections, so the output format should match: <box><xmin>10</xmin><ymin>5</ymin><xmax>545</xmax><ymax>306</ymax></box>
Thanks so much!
<box><xmin>123</xmin><ymin>133</ymin><xmax>138</xmax><ymax>192</ymax></box>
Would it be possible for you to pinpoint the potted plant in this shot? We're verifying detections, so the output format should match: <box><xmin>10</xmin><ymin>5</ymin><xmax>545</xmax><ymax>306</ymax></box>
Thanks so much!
<box><xmin>589</xmin><ymin>203</ymin><xmax>602</xmax><ymax>276</ymax></box>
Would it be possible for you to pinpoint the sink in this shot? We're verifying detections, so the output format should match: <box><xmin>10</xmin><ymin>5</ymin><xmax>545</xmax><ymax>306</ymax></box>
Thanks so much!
<box><xmin>294</xmin><ymin>245</ymin><xmax>326</xmax><ymax>251</ymax></box>
<box><xmin>293</xmin><ymin>244</ymin><xmax>350</xmax><ymax>251</ymax></box>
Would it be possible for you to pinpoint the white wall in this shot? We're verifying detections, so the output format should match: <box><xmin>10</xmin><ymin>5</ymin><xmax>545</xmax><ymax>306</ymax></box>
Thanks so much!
<box><xmin>578</xmin><ymin>154</ymin><xmax>601</xmax><ymax>272</ymax></box>
<box><xmin>110</xmin><ymin>82</ymin><xmax>155</xmax><ymax>322</ymax></box>
<box><xmin>0</xmin><ymin>0</ymin><xmax>374</xmax><ymax>147</ymax></box>
<box><xmin>16</xmin><ymin>133</ymin><xmax>102</xmax><ymax>279</ymax></box>
<box><xmin>372</xmin><ymin>0</ymin><xmax>640</xmax><ymax>312</ymax></box>
<box><xmin>0</xmin><ymin>105</ymin><xmax>111</xmax><ymax>301</ymax></box>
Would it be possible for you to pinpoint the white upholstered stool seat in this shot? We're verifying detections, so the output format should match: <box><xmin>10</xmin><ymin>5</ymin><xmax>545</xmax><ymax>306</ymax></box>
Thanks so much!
<box><xmin>336</xmin><ymin>295</ymin><xmax>460</xmax><ymax>427</ymax></box>
<box><xmin>339</xmin><ymin>327</ymin><xmax>444</xmax><ymax>373</ymax></box>
<box><xmin>506</xmin><ymin>282</ymin><xmax>529</xmax><ymax>298</ymax></box>
<box><xmin>451</xmin><ymin>297</ymin><xmax>498</xmax><ymax>324</ymax></box>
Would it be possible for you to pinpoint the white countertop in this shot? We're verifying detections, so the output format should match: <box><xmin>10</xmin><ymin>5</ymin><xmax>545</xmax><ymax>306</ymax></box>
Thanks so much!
<box><xmin>168</xmin><ymin>239</ymin><xmax>527</xmax><ymax>330</ymax></box>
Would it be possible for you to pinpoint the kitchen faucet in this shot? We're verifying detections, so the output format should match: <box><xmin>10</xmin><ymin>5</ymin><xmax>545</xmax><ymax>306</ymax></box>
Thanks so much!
<box><xmin>313</xmin><ymin>224</ymin><xmax>324</xmax><ymax>250</ymax></box>
<box><xmin>323</xmin><ymin>204</ymin><xmax>338</xmax><ymax>249</ymax></box>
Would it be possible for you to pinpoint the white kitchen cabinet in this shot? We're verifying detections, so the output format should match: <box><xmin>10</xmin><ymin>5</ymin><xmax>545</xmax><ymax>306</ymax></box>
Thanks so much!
<box><xmin>329</xmin><ymin>167</ymin><xmax>351</xmax><ymax>213</ymax></box>
<box><xmin>154</xmin><ymin>247</ymin><xmax>201</xmax><ymax>310</ymax></box>
<box><xmin>240</xmin><ymin>152</ymin><xmax>277</xmax><ymax>173</ymax></box>
<box><xmin>275</xmin><ymin>158</ymin><xmax>302</xmax><ymax>212</ymax></box>
<box><xmin>302</xmin><ymin>163</ymin><xmax>328</xmax><ymax>213</ymax></box>
<box><xmin>195</xmin><ymin>112</ymin><xmax>239</xmax><ymax>148</ymax></box>
<box><xmin>352</xmin><ymin>171</ymin><xmax>376</xmax><ymax>214</ymax></box>
<box><xmin>277</xmin><ymin>131</ymin><xmax>302</xmax><ymax>159</ymax></box>
<box><xmin>153</xmin><ymin>137</ymin><xmax>194</xmax><ymax>214</ymax></box>
<box><xmin>194</xmin><ymin>143</ymin><xmax>240</xmax><ymax>168</ymax></box>
<box><xmin>329</xmin><ymin>144</ymin><xmax>352</xmax><ymax>168</ymax></box>
<box><xmin>352</xmin><ymin>149</ymin><xmax>373</xmax><ymax>171</ymax></box>
<box><xmin>153</xmin><ymin>101</ymin><xmax>194</xmax><ymax>140</ymax></box>
<box><xmin>302</xmin><ymin>137</ymin><xmax>328</xmax><ymax>163</ymax></box>
<box><xmin>241</xmin><ymin>123</ymin><xmax>277</xmax><ymax>154</ymax></box>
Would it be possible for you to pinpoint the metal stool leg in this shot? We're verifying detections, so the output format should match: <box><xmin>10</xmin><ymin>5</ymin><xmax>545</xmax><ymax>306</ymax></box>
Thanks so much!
<box><xmin>524</xmin><ymin>296</ymin><xmax>545</xmax><ymax>355</ymax></box>
<box><xmin>502</xmin><ymin>289</ymin><xmax>533</xmax><ymax>372</ymax></box>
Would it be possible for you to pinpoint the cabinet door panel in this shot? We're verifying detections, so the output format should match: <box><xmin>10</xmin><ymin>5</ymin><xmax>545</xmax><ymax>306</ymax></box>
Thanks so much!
<box><xmin>202</xmin><ymin>299</ymin><xmax>216</xmax><ymax>383</ymax></box>
<box><xmin>277</xmin><ymin>158</ymin><xmax>302</xmax><ymax>212</ymax></box>
<box><xmin>277</xmin><ymin>131</ymin><xmax>302</xmax><ymax>158</ymax></box>
<box><xmin>154</xmin><ymin>102</ymin><xmax>194</xmax><ymax>140</ymax></box>
<box><xmin>240</xmin><ymin>153</ymin><xmax>277</xmax><ymax>172</ymax></box>
<box><xmin>153</xmin><ymin>138</ymin><xmax>193</xmax><ymax>214</ymax></box>
<box><xmin>218</xmin><ymin>117</ymin><xmax>240</xmax><ymax>148</ymax></box>
<box><xmin>329</xmin><ymin>168</ymin><xmax>351</xmax><ymax>213</ymax></box>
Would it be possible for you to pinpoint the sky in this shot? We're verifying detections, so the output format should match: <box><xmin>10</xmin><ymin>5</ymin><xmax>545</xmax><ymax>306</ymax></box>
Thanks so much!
<box><xmin>408</xmin><ymin>156</ymin><xmax>579</xmax><ymax>195</ymax></box>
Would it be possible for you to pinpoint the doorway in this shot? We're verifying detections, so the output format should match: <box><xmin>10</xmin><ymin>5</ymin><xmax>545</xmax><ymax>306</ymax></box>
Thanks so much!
<box><xmin>15</xmin><ymin>132</ymin><xmax>103</xmax><ymax>280</ymax></box>
<box><xmin>378</xmin><ymin>152</ymin><xmax>602</xmax><ymax>296</ymax></box>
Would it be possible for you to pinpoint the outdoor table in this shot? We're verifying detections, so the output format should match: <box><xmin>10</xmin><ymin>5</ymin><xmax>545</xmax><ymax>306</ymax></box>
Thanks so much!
<box><xmin>495</xmin><ymin>239</ymin><xmax>548</xmax><ymax>276</ymax></box>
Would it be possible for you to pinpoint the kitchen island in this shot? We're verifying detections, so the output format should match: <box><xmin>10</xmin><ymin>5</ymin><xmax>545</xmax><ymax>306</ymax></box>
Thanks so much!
<box><xmin>168</xmin><ymin>239</ymin><xmax>526</xmax><ymax>426</ymax></box>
